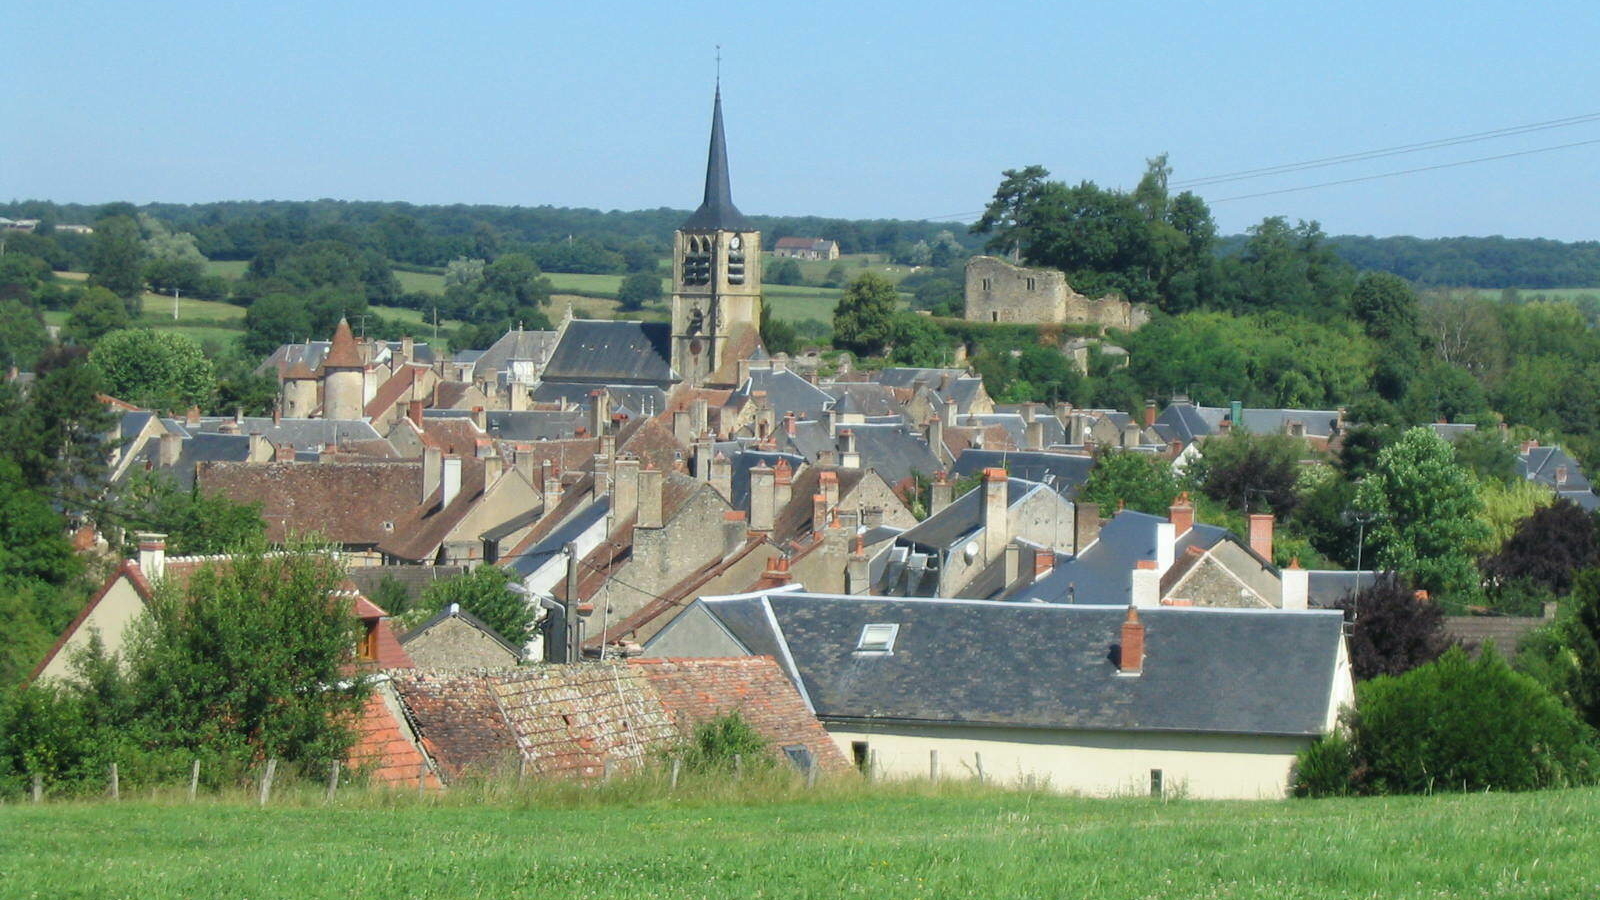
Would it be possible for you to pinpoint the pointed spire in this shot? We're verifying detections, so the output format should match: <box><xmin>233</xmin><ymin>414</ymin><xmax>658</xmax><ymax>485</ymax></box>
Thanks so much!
<box><xmin>682</xmin><ymin>86</ymin><xmax>752</xmax><ymax>232</ymax></box>
<box><xmin>321</xmin><ymin>317</ymin><xmax>363</xmax><ymax>370</ymax></box>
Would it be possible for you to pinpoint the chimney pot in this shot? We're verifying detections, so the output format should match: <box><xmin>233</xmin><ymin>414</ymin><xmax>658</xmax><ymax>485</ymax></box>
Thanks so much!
<box><xmin>1247</xmin><ymin>513</ymin><xmax>1274</xmax><ymax>561</ymax></box>
<box><xmin>1169</xmin><ymin>491</ymin><xmax>1193</xmax><ymax>537</ymax></box>
<box><xmin>1119</xmin><ymin>607</ymin><xmax>1145</xmax><ymax>674</ymax></box>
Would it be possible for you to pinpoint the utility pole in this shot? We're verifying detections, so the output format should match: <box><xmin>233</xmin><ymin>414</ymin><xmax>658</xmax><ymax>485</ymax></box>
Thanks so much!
<box><xmin>173</xmin><ymin>287</ymin><xmax>181</xmax><ymax>321</ymax></box>
<box><xmin>564</xmin><ymin>541</ymin><xmax>582</xmax><ymax>664</ymax></box>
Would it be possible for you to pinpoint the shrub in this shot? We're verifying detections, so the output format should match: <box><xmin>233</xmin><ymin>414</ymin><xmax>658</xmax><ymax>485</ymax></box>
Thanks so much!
<box><xmin>678</xmin><ymin>712</ymin><xmax>770</xmax><ymax>773</ymax></box>
<box><xmin>1290</xmin><ymin>731</ymin><xmax>1355</xmax><ymax>798</ymax></box>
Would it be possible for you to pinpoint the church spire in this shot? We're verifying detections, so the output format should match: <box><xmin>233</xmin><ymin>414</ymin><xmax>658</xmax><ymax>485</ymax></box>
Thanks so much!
<box><xmin>681</xmin><ymin>86</ymin><xmax>752</xmax><ymax>231</ymax></box>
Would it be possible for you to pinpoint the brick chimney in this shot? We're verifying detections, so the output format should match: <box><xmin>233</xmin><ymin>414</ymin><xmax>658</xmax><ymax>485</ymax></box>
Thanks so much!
<box><xmin>773</xmin><ymin>458</ymin><xmax>793</xmax><ymax>508</ymax></box>
<box><xmin>1074</xmin><ymin>502</ymin><xmax>1101</xmax><ymax>554</ymax></box>
<box><xmin>274</xmin><ymin>442</ymin><xmax>295</xmax><ymax>463</ymax></box>
<box><xmin>1247</xmin><ymin>513</ymin><xmax>1274</xmax><ymax>561</ymax></box>
<box><xmin>137</xmin><ymin>533</ymin><xmax>167</xmax><ymax>581</ymax></box>
<box><xmin>1143</xmin><ymin>399</ymin><xmax>1157</xmax><ymax>428</ymax></box>
<box><xmin>1280</xmin><ymin>557</ymin><xmax>1309</xmax><ymax>610</ymax></box>
<box><xmin>982</xmin><ymin>467</ymin><xmax>1008</xmax><ymax>564</ymax></box>
<box><xmin>638</xmin><ymin>466</ymin><xmax>665</xmax><ymax>529</ymax></box>
<box><xmin>1131</xmin><ymin>559</ymin><xmax>1160</xmax><ymax>608</ymax></box>
<box><xmin>1169</xmin><ymin>492</ymin><xmax>1193</xmax><ymax>538</ymax></box>
<box><xmin>1034</xmin><ymin>547</ymin><xmax>1055</xmax><ymax>579</ymax></box>
<box><xmin>820</xmin><ymin>469</ymin><xmax>840</xmax><ymax>509</ymax></box>
<box><xmin>470</xmin><ymin>406</ymin><xmax>486</xmax><ymax>432</ymax></box>
<box><xmin>811</xmin><ymin>493</ymin><xmax>829</xmax><ymax>535</ymax></box>
<box><xmin>783</xmin><ymin>411</ymin><xmax>797</xmax><ymax>437</ymax></box>
<box><xmin>185</xmin><ymin>406</ymin><xmax>201</xmax><ymax>428</ymax></box>
<box><xmin>750</xmin><ymin>463</ymin><xmax>775</xmax><ymax>532</ymax></box>
<box><xmin>763</xmin><ymin>556</ymin><xmax>792</xmax><ymax>586</ymax></box>
<box><xmin>407</xmin><ymin>399</ymin><xmax>424</xmax><ymax>427</ymax></box>
<box><xmin>1119</xmin><ymin>606</ymin><xmax>1145</xmax><ymax>675</ymax></box>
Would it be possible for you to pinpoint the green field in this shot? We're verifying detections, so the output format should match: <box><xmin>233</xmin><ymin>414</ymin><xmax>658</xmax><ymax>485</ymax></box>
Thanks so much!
<box><xmin>2</xmin><ymin>784</ymin><xmax>1596</xmax><ymax>899</ymax></box>
<box><xmin>775</xmin><ymin>252</ymin><xmax>916</xmax><ymax>286</ymax></box>
<box><xmin>203</xmin><ymin>259</ymin><xmax>249</xmax><ymax>279</ymax></box>
<box><xmin>1473</xmin><ymin>286</ymin><xmax>1600</xmax><ymax>301</ymax></box>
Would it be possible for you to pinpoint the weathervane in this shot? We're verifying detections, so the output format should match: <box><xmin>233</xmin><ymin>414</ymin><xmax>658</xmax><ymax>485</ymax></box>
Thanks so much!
<box><xmin>715</xmin><ymin>45</ymin><xmax>721</xmax><ymax>88</ymax></box>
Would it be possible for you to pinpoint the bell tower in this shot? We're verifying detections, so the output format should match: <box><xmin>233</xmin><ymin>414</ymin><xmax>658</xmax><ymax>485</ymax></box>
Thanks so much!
<box><xmin>671</xmin><ymin>86</ymin><xmax>762</xmax><ymax>387</ymax></box>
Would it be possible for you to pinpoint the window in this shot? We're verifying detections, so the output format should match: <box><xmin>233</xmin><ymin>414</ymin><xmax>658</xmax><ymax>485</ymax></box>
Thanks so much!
<box><xmin>1026</xmin><ymin>277</ymin><xmax>1036</xmax><ymax>291</ymax></box>
<box><xmin>856</xmin><ymin>623</ymin><xmax>899</xmax><ymax>653</ymax></box>
<box><xmin>991</xmin><ymin>311</ymin><xmax>999</xmax><ymax>322</ymax></box>
<box><xmin>1149</xmin><ymin>768</ymin><xmax>1164</xmax><ymax>798</ymax></box>
<box><xmin>851</xmin><ymin>741</ymin><xmax>869</xmax><ymax>772</ymax></box>
<box><xmin>357</xmin><ymin>623</ymin><xmax>378</xmax><ymax>661</ymax></box>
<box><xmin>981</xmin><ymin>277</ymin><xmax>992</xmax><ymax>291</ymax></box>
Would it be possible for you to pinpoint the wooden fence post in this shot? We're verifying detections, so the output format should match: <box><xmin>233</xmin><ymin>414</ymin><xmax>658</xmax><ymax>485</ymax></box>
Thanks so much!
<box><xmin>258</xmin><ymin>759</ymin><xmax>277</xmax><ymax>806</ymax></box>
<box><xmin>517</xmin><ymin>755</ymin><xmax>528</xmax><ymax>787</ymax></box>
<box><xmin>603</xmin><ymin>759</ymin><xmax>615</xmax><ymax>782</ymax></box>
<box><xmin>929</xmin><ymin>749</ymin><xmax>939</xmax><ymax>781</ymax></box>
<box><xmin>325</xmin><ymin>761</ymin><xmax>340</xmax><ymax>803</ymax></box>
<box><xmin>974</xmin><ymin>752</ymin><xmax>985</xmax><ymax>785</ymax></box>
<box><xmin>733</xmin><ymin>754</ymin><xmax>742</xmax><ymax>778</ymax></box>
<box><xmin>31</xmin><ymin>773</ymin><xmax>42</xmax><ymax>804</ymax></box>
<box><xmin>417</xmin><ymin>769</ymin><xmax>427</xmax><ymax>796</ymax></box>
<box><xmin>188</xmin><ymin>759</ymin><xmax>200</xmax><ymax>802</ymax></box>
<box><xmin>108</xmin><ymin>763</ymin><xmax>119</xmax><ymax>801</ymax></box>
<box><xmin>670</xmin><ymin>758</ymin><xmax>681</xmax><ymax>790</ymax></box>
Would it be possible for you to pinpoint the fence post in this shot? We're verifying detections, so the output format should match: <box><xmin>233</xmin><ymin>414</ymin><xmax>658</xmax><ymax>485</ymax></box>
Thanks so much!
<box><xmin>670</xmin><ymin>758</ymin><xmax>681</xmax><ymax>790</ymax></box>
<box><xmin>517</xmin><ymin>755</ymin><xmax>528</xmax><ymax>787</ymax></box>
<box><xmin>417</xmin><ymin>768</ymin><xmax>428</xmax><ymax>796</ymax></box>
<box><xmin>929</xmin><ymin>749</ymin><xmax>939</xmax><ymax>781</ymax></box>
<box><xmin>258</xmin><ymin>758</ymin><xmax>277</xmax><ymax>806</ymax></box>
<box><xmin>974</xmin><ymin>752</ymin><xmax>985</xmax><ymax>785</ymax></box>
<box><xmin>733</xmin><ymin>754</ymin><xmax>742</xmax><ymax>778</ymax></box>
<box><xmin>189</xmin><ymin>759</ymin><xmax>200</xmax><ymax>802</ymax></box>
<box><xmin>31</xmin><ymin>773</ymin><xmax>42</xmax><ymax>804</ymax></box>
<box><xmin>109</xmin><ymin>763</ymin><xmax>119</xmax><ymax>801</ymax></box>
<box><xmin>325</xmin><ymin>761</ymin><xmax>340</xmax><ymax>803</ymax></box>
<box><xmin>806</xmin><ymin>759</ymin><xmax>818</xmax><ymax>789</ymax></box>
<box><xmin>603</xmin><ymin>759</ymin><xmax>615</xmax><ymax>782</ymax></box>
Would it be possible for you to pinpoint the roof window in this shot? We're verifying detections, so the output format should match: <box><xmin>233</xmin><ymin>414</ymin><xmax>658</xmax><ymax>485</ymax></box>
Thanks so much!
<box><xmin>856</xmin><ymin>623</ymin><xmax>899</xmax><ymax>654</ymax></box>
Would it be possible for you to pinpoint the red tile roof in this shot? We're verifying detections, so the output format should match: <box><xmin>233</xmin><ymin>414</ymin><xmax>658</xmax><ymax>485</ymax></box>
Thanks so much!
<box><xmin>347</xmin><ymin>692</ymin><xmax>442</xmax><ymax>788</ymax></box>
<box><xmin>198</xmin><ymin>461</ymin><xmax>424</xmax><ymax>546</ymax></box>
<box><xmin>321</xmin><ymin>318</ymin><xmax>364</xmax><ymax>369</ymax></box>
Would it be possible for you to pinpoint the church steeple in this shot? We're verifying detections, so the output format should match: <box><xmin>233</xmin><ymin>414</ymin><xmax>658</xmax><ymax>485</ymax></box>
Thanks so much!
<box><xmin>681</xmin><ymin>88</ymin><xmax>752</xmax><ymax>232</ymax></box>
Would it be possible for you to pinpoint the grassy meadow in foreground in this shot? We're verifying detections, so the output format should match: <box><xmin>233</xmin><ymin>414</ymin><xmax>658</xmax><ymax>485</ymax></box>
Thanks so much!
<box><xmin>3</xmin><ymin>782</ymin><xmax>1597</xmax><ymax>899</ymax></box>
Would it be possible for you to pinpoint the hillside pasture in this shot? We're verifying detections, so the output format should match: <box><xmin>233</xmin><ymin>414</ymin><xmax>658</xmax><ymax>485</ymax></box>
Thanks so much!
<box><xmin>1</xmin><ymin>783</ymin><xmax>1596</xmax><ymax>899</ymax></box>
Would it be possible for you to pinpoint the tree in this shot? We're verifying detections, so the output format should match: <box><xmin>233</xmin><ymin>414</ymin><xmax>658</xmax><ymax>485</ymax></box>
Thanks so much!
<box><xmin>1077</xmin><ymin>449</ymin><xmax>1186</xmax><ymax>516</ymax></box>
<box><xmin>886</xmin><ymin>312</ymin><xmax>952</xmax><ymax>367</ymax></box>
<box><xmin>758</xmin><ymin>302</ymin><xmax>799</xmax><ymax>357</ymax></box>
<box><xmin>1484</xmin><ymin>499</ymin><xmax>1597</xmax><ymax>597</ymax></box>
<box><xmin>1451</xmin><ymin>428</ymin><xmax>1517</xmax><ymax>484</ymax></box>
<box><xmin>831</xmin><ymin>272</ymin><xmax>899</xmax><ymax>356</ymax></box>
<box><xmin>0</xmin><ymin>459</ymin><xmax>86</xmax><ymax>688</ymax></box>
<box><xmin>416</xmin><ymin>565</ymin><xmax>534</xmax><ymax>645</ymax></box>
<box><xmin>1195</xmin><ymin>431</ymin><xmax>1303</xmax><ymax>518</ymax></box>
<box><xmin>242</xmin><ymin>292</ymin><xmax>314</xmax><ymax>357</ymax></box>
<box><xmin>615</xmin><ymin>272</ymin><xmax>663</xmax><ymax>312</ymax></box>
<box><xmin>768</xmin><ymin>258</ymin><xmax>803</xmax><ymax>286</ymax></box>
<box><xmin>113</xmin><ymin>470</ymin><xmax>266</xmax><ymax>557</ymax></box>
<box><xmin>1350</xmin><ymin>272</ymin><xmax>1420</xmax><ymax>346</ymax></box>
<box><xmin>1518</xmin><ymin>568</ymin><xmax>1600</xmax><ymax>730</ymax></box>
<box><xmin>61</xmin><ymin>286</ymin><xmax>132</xmax><ymax>345</ymax></box>
<box><xmin>481</xmin><ymin>253</ymin><xmax>552</xmax><ymax>310</ymax></box>
<box><xmin>0</xmin><ymin>300</ymin><xmax>49</xmax><ymax>370</ymax></box>
<box><xmin>124</xmin><ymin>544</ymin><xmax>369</xmax><ymax>767</ymax></box>
<box><xmin>1295</xmin><ymin>646</ymin><xmax>1599</xmax><ymax>796</ymax></box>
<box><xmin>91</xmin><ymin>329</ymin><xmax>215</xmax><ymax>410</ymax></box>
<box><xmin>1335</xmin><ymin>574</ymin><xmax>1451</xmax><ymax>680</ymax></box>
<box><xmin>0</xmin><ymin>349</ymin><xmax>115</xmax><ymax>514</ymax></box>
<box><xmin>971</xmin><ymin>164</ymin><xmax>1052</xmax><ymax>259</ymax></box>
<box><xmin>1354</xmin><ymin>427</ymin><xmax>1489</xmax><ymax>603</ymax></box>
<box><xmin>88</xmin><ymin>215</ymin><xmax>146</xmax><ymax>304</ymax></box>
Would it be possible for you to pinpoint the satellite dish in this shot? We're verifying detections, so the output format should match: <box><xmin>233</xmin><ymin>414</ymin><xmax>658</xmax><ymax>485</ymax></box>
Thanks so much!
<box><xmin>963</xmin><ymin>541</ymin><xmax>979</xmax><ymax>563</ymax></box>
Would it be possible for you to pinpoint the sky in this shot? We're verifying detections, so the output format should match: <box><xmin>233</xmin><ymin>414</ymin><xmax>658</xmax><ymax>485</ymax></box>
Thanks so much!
<box><xmin>5</xmin><ymin>1</ymin><xmax>1599</xmax><ymax>240</ymax></box>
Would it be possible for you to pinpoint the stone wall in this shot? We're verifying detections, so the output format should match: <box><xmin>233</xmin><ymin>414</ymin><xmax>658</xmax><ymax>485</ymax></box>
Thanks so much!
<box><xmin>964</xmin><ymin>256</ymin><xmax>1146</xmax><ymax>331</ymax></box>
<box><xmin>402</xmin><ymin>615</ymin><xmax>521</xmax><ymax>668</ymax></box>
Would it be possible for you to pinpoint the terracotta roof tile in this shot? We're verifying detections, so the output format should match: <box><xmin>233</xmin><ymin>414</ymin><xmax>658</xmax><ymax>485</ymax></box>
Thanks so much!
<box><xmin>321</xmin><ymin>318</ymin><xmax>364</xmax><ymax>369</ymax></box>
<box><xmin>198</xmin><ymin>460</ymin><xmax>424</xmax><ymax>546</ymax></box>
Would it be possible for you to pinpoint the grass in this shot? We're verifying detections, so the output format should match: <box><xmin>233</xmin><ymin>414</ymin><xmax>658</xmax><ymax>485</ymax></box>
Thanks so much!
<box><xmin>777</xmin><ymin>252</ymin><xmax>916</xmax><ymax>286</ymax></box>
<box><xmin>1473</xmin><ymin>286</ymin><xmax>1600</xmax><ymax>301</ymax></box>
<box><xmin>2</xmin><ymin>779</ymin><xmax>1597</xmax><ymax>899</ymax></box>
<box><xmin>203</xmin><ymin>259</ymin><xmax>249</xmax><ymax>278</ymax></box>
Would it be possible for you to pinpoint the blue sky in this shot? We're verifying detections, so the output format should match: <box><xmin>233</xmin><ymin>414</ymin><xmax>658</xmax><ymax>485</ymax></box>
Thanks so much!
<box><xmin>5</xmin><ymin>1</ymin><xmax>1598</xmax><ymax>240</ymax></box>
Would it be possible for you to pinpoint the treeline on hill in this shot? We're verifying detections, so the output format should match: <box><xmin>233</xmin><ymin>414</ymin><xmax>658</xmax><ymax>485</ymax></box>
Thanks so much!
<box><xmin>1215</xmin><ymin>233</ymin><xmax>1600</xmax><ymax>289</ymax></box>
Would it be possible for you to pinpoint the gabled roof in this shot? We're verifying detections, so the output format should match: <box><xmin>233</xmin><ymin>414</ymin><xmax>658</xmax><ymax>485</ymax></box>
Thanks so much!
<box><xmin>736</xmin><ymin>368</ymin><xmax>833</xmax><ymax>417</ymax></box>
<box><xmin>401</xmin><ymin>604</ymin><xmax>524</xmax><ymax>660</ymax></box>
<box><xmin>471</xmin><ymin>328</ymin><xmax>558</xmax><ymax>382</ymax></box>
<box><xmin>377</xmin><ymin>457</ymin><xmax>493</xmax><ymax>562</ymax></box>
<box><xmin>680</xmin><ymin>88</ymin><xmax>752</xmax><ymax>232</ymax></box>
<box><xmin>825</xmin><ymin>383</ymin><xmax>901</xmax><ymax>418</ymax></box>
<box><xmin>1023</xmin><ymin>510</ymin><xmax>1238</xmax><ymax>605</ymax></box>
<box><xmin>427</xmin><ymin>409</ymin><xmax>585</xmax><ymax>442</ymax></box>
<box><xmin>841</xmin><ymin>423</ymin><xmax>941</xmax><ymax>486</ymax></box>
<box><xmin>542</xmin><ymin>320</ymin><xmax>674</xmax><ymax>386</ymax></box>
<box><xmin>197</xmin><ymin>460</ymin><xmax>424</xmax><ymax>546</ymax></box>
<box><xmin>676</xmin><ymin>592</ymin><xmax>1345</xmax><ymax>737</ymax></box>
<box><xmin>950</xmin><ymin>449</ymin><xmax>1094</xmax><ymax>498</ymax></box>
<box><xmin>898</xmin><ymin>476</ymin><xmax>1040</xmax><ymax>551</ymax></box>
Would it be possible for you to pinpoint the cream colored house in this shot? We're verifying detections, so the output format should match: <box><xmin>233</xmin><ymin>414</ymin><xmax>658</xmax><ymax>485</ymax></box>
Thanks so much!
<box><xmin>646</xmin><ymin>590</ymin><xmax>1353</xmax><ymax>800</ymax></box>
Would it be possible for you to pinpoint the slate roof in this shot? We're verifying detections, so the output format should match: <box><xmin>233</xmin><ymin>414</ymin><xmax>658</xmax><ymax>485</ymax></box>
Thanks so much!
<box><xmin>1156</xmin><ymin>402</ymin><xmax>1341</xmax><ymax>441</ymax></box>
<box><xmin>542</xmin><ymin>320</ymin><xmax>675</xmax><ymax>386</ymax></box>
<box><xmin>949</xmin><ymin>449</ymin><xmax>1094</xmax><ymax>498</ymax></box>
<box><xmin>735</xmin><ymin>368</ymin><xmax>834</xmax><ymax>417</ymax></box>
<box><xmin>471</xmin><ymin>328</ymin><xmax>558</xmax><ymax>382</ymax></box>
<box><xmin>1023</xmin><ymin>511</ymin><xmax>1238</xmax><ymax>605</ymax></box>
<box><xmin>191</xmin><ymin>416</ymin><xmax>385</xmax><ymax>449</ymax></box>
<box><xmin>897</xmin><ymin>476</ymin><xmax>1041</xmax><ymax>551</ymax></box>
<box><xmin>532</xmin><ymin>382</ymin><xmax>669</xmax><ymax>418</ymax></box>
<box><xmin>502</xmin><ymin>497</ymin><xmax>611</xmax><ymax>578</ymax></box>
<box><xmin>427</xmin><ymin>409</ymin><xmax>586</xmax><ymax>442</ymax></box>
<box><xmin>727</xmin><ymin>449</ymin><xmax>808</xmax><ymax>509</ymax></box>
<box><xmin>843</xmin><ymin>423</ymin><xmax>941</xmax><ymax>486</ymax></box>
<box><xmin>826</xmin><ymin>383</ymin><xmax>901</xmax><ymax>418</ymax></box>
<box><xmin>962</xmin><ymin>413</ymin><xmax>1066</xmax><ymax>448</ymax></box>
<box><xmin>1306</xmin><ymin>570</ymin><xmax>1379</xmax><ymax>609</ymax></box>
<box><xmin>679</xmin><ymin>592</ymin><xmax>1345</xmax><ymax>737</ymax></box>
<box><xmin>680</xmin><ymin>89</ymin><xmax>752</xmax><ymax>232</ymax></box>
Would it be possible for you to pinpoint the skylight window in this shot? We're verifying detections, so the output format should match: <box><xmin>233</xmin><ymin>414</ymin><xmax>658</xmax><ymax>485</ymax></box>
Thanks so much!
<box><xmin>856</xmin><ymin>623</ymin><xmax>899</xmax><ymax>654</ymax></box>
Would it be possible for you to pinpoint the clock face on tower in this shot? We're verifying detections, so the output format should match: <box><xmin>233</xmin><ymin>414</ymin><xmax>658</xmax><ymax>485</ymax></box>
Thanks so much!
<box><xmin>729</xmin><ymin>235</ymin><xmax>742</xmax><ymax>251</ymax></box>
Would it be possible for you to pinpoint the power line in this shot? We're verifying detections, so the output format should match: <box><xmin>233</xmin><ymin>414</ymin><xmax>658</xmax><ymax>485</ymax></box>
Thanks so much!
<box><xmin>1208</xmin><ymin>136</ymin><xmax>1600</xmax><ymax>203</ymax></box>
<box><xmin>1173</xmin><ymin>110</ymin><xmax>1600</xmax><ymax>188</ymax></box>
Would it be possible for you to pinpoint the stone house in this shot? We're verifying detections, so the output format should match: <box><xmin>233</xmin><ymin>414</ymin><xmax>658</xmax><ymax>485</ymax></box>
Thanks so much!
<box><xmin>772</xmin><ymin>237</ymin><xmax>840</xmax><ymax>260</ymax></box>
<box><xmin>964</xmin><ymin>256</ymin><xmax>1146</xmax><ymax>330</ymax></box>
<box><xmin>646</xmin><ymin>591</ymin><xmax>1353</xmax><ymax>799</ymax></box>
<box><xmin>400</xmin><ymin>603</ymin><xmax>523</xmax><ymax>668</ymax></box>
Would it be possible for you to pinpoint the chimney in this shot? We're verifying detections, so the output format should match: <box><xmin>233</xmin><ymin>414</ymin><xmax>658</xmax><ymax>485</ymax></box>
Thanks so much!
<box><xmin>1155</xmin><ymin>521</ymin><xmax>1175</xmax><ymax>574</ymax></box>
<box><xmin>185</xmin><ymin>406</ymin><xmax>201</xmax><ymax>428</ymax></box>
<box><xmin>613</xmin><ymin>455</ymin><xmax>639</xmax><ymax>523</ymax></box>
<box><xmin>542</xmin><ymin>460</ymin><xmax>563</xmax><ymax>506</ymax></box>
<box><xmin>423</xmin><ymin>446</ymin><xmax>442</xmax><ymax>502</ymax></box>
<box><xmin>137</xmin><ymin>533</ymin><xmax>167</xmax><ymax>581</ymax></box>
<box><xmin>783</xmin><ymin>411</ymin><xmax>797</xmax><ymax>437</ymax></box>
<box><xmin>440</xmin><ymin>455</ymin><xmax>462</xmax><ymax>507</ymax></box>
<box><xmin>1521</xmin><ymin>439</ymin><xmax>1538</xmax><ymax>453</ymax></box>
<box><xmin>1143</xmin><ymin>400</ymin><xmax>1157</xmax><ymax>428</ymax></box>
<box><xmin>1169</xmin><ymin>492</ymin><xmax>1193</xmax><ymax>538</ymax></box>
<box><xmin>982</xmin><ymin>467</ymin><xmax>1008</xmax><ymax>563</ymax></box>
<box><xmin>773</xmin><ymin>458</ymin><xmax>794</xmax><ymax>508</ymax></box>
<box><xmin>638</xmin><ymin>467</ymin><xmax>665</xmax><ymax>529</ymax></box>
<box><xmin>247</xmin><ymin>432</ymin><xmax>265</xmax><ymax>461</ymax></box>
<box><xmin>694</xmin><ymin>433</ymin><xmax>714</xmax><ymax>481</ymax></box>
<box><xmin>508</xmin><ymin>380</ymin><xmax>528</xmax><ymax>411</ymax></box>
<box><xmin>710</xmin><ymin>452</ymin><xmax>732</xmax><ymax>501</ymax></box>
<box><xmin>750</xmin><ymin>464</ymin><xmax>775</xmax><ymax>532</ymax></box>
<box><xmin>763</xmin><ymin>556</ymin><xmax>792</xmax><ymax>586</ymax></box>
<box><xmin>407</xmin><ymin>399</ymin><xmax>424</xmax><ymax>427</ymax></box>
<box><xmin>272</xmin><ymin>403</ymin><xmax>281</xmax><ymax>425</ymax></box>
<box><xmin>470</xmin><ymin>406</ymin><xmax>486</xmax><ymax>432</ymax></box>
<box><xmin>839</xmin><ymin>429</ymin><xmax>861</xmax><ymax>469</ymax></box>
<box><xmin>847</xmin><ymin>534</ymin><xmax>871</xmax><ymax>595</ymax></box>
<box><xmin>825</xmin><ymin>408</ymin><xmax>839</xmax><ymax>437</ymax></box>
<box><xmin>811</xmin><ymin>493</ymin><xmax>829</xmax><ymax>535</ymax></box>
<box><xmin>939</xmin><ymin>398</ymin><xmax>956</xmax><ymax>427</ymax></box>
<box><xmin>1131</xmin><ymin>559</ymin><xmax>1160</xmax><ymax>609</ymax></box>
<box><xmin>274</xmin><ymin>442</ymin><xmax>295</xmax><ymax>463</ymax></box>
<box><xmin>1074</xmin><ymin>502</ymin><xmax>1101</xmax><ymax>554</ymax></box>
<box><xmin>1068</xmin><ymin>414</ymin><xmax>1087</xmax><ymax>445</ymax></box>
<box><xmin>401</xmin><ymin>335</ymin><xmax>414</xmax><ymax>362</ymax></box>
<box><xmin>484</xmin><ymin>449</ymin><xmax>503</xmax><ymax>485</ymax></box>
<box><xmin>1119</xmin><ymin>606</ymin><xmax>1145</xmax><ymax>674</ymax></box>
<box><xmin>1034</xmin><ymin>547</ymin><xmax>1055</xmax><ymax>579</ymax></box>
<box><xmin>1120</xmin><ymin>421</ymin><xmax>1140</xmax><ymax>449</ymax></box>
<box><xmin>672</xmin><ymin>409</ymin><xmax>693</xmax><ymax>446</ymax></box>
<box><xmin>1025</xmin><ymin>420</ymin><xmax>1044</xmax><ymax>451</ymax></box>
<box><xmin>690</xmin><ymin>398</ymin><xmax>710</xmax><ymax>437</ymax></box>
<box><xmin>592</xmin><ymin>452</ymin><xmax>610</xmax><ymax>500</ymax></box>
<box><xmin>1247</xmin><ymin>513</ymin><xmax>1274</xmax><ymax>561</ymax></box>
<box><xmin>1004</xmin><ymin>541</ymin><xmax>1021</xmax><ymax>588</ymax></box>
<box><xmin>820</xmin><ymin>470</ymin><xmax>840</xmax><ymax>509</ymax></box>
<box><xmin>1019</xmin><ymin>403</ymin><xmax>1035</xmax><ymax>425</ymax></box>
<box><xmin>159</xmin><ymin>432</ymin><xmax>182</xmax><ymax>466</ymax></box>
<box><xmin>1557</xmin><ymin>466</ymin><xmax>1569</xmax><ymax>487</ymax></box>
<box><xmin>930</xmin><ymin>471</ymin><xmax>953</xmax><ymax>515</ymax></box>
<box><xmin>1280</xmin><ymin>558</ymin><xmax>1309</xmax><ymax>610</ymax></box>
<box><xmin>589</xmin><ymin>388</ymin><xmax>609</xmax><ymax>438</ymax></box>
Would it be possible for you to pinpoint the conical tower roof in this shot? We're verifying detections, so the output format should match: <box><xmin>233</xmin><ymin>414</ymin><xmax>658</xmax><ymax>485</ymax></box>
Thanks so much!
<box><xmin>681</xmin><ymin>88</ymin><xmax>753</xmax><ymax>232</ymax></box>
<box><xmin>321</xmin><ymin>317</ymin><xmax>364</xmax><ymax>370</ymax></box>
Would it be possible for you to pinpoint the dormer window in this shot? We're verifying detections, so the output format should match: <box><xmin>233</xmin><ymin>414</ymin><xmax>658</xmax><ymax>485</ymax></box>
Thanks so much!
<box><xmin>856</xmin><ymin>623</ymin><xmax>899</xmax><ymax>654</ymax></box>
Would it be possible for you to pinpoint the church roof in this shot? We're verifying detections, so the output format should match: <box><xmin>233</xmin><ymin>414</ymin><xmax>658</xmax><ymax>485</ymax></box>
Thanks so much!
<box><xmin>681</xmin><ymin>88</ymin><xmax>752</xmax><ymax>232</ymax></box>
